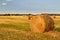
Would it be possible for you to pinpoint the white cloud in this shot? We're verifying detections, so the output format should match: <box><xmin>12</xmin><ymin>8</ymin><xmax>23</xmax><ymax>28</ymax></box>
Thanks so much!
<box><xmin>6</xmin><ymin>0</ymin><xmax>12</xmax><ymax>1</ymax></box>
<box><xmin>2</xmin><ymin>3</ymin><xmax>7</xmax><ymax>6</ymax></box>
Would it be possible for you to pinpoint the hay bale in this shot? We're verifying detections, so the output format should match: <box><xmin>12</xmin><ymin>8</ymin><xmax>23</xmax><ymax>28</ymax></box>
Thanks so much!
<box><xmin>28</xmin><ymin>16</ymin><xmax>32</xmax><ymax>20</ymax></box>
<box><xmin>24</xmin><ymin>15</ymin><xmax>32</xmax><ymax>20</ymax></box>
<box><xmin>30</xmin><ymin>14</ymin><xmax>54</xmax><ymax>33</ymax></box>
<box><xmin>24</xmin><ymin>16</ymin><xmax>27</xmax><ymax>19</ymax></box>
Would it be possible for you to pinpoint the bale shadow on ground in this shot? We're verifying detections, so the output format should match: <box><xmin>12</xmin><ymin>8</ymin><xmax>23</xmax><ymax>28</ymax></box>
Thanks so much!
<box><xmin>55</xmin><ymin>27</ymin><xmax>60</xmax><ymax>32</ymax></box>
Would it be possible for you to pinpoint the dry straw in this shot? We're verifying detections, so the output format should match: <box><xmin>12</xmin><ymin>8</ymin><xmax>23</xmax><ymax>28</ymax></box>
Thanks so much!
<box><xmin>30</xmin><ymin>14</ymin><xmax>54</xmax><ymax>33</ymax></box>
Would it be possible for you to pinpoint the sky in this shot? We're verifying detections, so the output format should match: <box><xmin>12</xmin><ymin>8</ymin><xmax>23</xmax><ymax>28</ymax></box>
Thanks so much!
<box><xmin>0</xmin><ymin>0</ymin><xmax>60</xmax><ymax>14</ymax></box>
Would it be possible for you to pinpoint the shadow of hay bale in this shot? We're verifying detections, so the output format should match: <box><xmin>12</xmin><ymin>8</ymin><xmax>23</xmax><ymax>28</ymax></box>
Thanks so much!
<box><xmin>55</xmin><ymin>27</ymin><xmax>60</xmax><ymax>32</ymax></box>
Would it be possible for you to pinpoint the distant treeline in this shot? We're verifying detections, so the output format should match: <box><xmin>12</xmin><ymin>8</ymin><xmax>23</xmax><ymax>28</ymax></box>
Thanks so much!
<box><xmin>0</xmin><ymin>14</ymin><xmax>60</xmax><ymax>16</ymax></box>
<box><xmin>38</xmin><ymin>13</ymin><xmax>60</xmax><ymax>16</ymax></box>
<box><xmin>0</xmin><ymin>14</ymin><xmax>32</xmax><ymax>16</ymax></box>
<box><xmin>0</xmin><ymin>14</ymin><xmax>29</xmax><ymax>16</ymax></box>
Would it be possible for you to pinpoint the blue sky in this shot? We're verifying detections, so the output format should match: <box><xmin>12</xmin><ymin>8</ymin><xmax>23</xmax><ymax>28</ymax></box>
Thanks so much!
<box><xmin>0</xmin><ymin>0</ymin><xmax>60</xmax><ymax>14</ymax></box>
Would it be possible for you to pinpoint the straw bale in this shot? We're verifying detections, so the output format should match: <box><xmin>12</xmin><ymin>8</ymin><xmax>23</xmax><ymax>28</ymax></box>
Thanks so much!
<box><xmin>30</xmin><ymin>14</ymin><xmax>54</xmax><ymax>33</ymax></box>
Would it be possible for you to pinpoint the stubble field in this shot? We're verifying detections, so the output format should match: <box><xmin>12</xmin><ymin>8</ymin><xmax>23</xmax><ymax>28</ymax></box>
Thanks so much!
<box><xmin>0</xmin><ymin>16</ymin><xmax>60</xmax><ymax>40</ymax></box>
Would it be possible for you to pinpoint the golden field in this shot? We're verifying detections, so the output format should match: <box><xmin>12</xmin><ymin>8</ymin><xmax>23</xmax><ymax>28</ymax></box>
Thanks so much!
<box><xmin>0</xmin><ymin>16</ymin><xmax>59</xmax><ymax>40</ymax></box>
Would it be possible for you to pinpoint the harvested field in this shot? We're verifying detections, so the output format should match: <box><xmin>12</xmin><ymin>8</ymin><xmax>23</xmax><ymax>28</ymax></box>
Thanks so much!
<box><xmin>0</xmin><ymin>16</ymin><xmax>59</xmax><ymax>40</ymax></box>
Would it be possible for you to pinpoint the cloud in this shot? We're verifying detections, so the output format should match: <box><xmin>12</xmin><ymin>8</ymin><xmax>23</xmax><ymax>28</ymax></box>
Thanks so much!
<box><xmin>2</xmin><ymin>3</ymin><xmax>7</xmax><ymax>6</ymax></box>
<box><xmin>6</xmin><ymin>0</ymin><xmax>12</xmax><ymax>1</ymax></box>
<box><xmin>1</xmin><ymin>0</ymin><xmax>12</xmax><ymax>6</ymax></box>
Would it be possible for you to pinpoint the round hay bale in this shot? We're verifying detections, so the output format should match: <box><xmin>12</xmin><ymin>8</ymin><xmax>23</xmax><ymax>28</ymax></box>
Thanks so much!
<box><xmin>30</xmin><ymin>14</ymin><xmax>54</xmax><ymax>33</ymax></box>
<box><xmin>27</xmin><ymin>14</ymin><xmax>32</xmax><ymax>20</ymax></box>
<box><xmin>24</xmin><ymin>15</ymin><xmax>32</xmax><ymax>20</ymax></box>
<box><xmin>53</xmin><ymin>16</ymin><xmax>56</xmax><ymax>19</ymax></box>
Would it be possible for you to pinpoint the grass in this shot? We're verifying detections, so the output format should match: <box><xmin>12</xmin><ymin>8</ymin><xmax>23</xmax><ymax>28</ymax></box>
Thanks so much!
<box><xmin>0</xmin><ymin>23</ymin><xmax>30</xmax><ymax>31</ymax></box>
<box><xmin>0</xmin><ymin>16</ymin><xmax>59</xmax><ymax>40</ymax></box>
<box><xmin>54</xmin><ymin>20</ymin><xmax>60</xmax><ymax>25</ymax></box>
<box><xmin>0</xmin><ymin>29</ymin><xmax>60</xmax><ymax>40</ymax></box>
<box><xmin>0</xmin><ymin>18</ymin><xmax>30</xmax><ymax>31</ymax></box>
